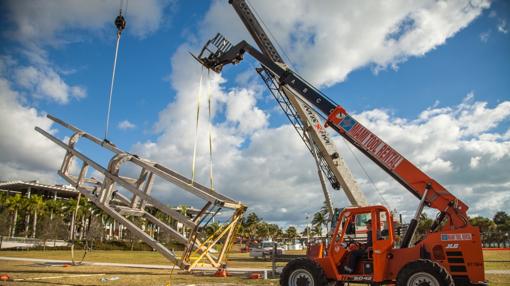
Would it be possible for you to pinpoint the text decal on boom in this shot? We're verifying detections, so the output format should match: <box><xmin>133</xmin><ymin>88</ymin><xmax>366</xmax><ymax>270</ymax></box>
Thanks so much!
<box><xmin>338</xmin><ymin>115</ymin><xmax>404</xmax><ymax>170</ymax></box>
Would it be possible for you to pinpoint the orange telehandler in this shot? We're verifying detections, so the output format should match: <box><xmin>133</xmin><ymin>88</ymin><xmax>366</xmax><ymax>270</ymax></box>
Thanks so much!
<box><xmin>194</xmin><ymin>1</ymin><xmax>487</xmax><ymax>285</ymax></box>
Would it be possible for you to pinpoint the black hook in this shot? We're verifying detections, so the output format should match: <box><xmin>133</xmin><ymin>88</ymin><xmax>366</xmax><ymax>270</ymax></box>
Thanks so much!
<box><xmin>115</xmin><ymin>12</ymin><xmax>126</xmax><ymax>33</ymax></box>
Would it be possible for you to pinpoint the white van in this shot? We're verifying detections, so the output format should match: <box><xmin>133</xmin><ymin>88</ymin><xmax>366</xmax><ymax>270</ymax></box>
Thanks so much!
<box><xmin>249</xmin><ymin>241</ymin><xmax>284</xmax><ymax>259</ymax></box>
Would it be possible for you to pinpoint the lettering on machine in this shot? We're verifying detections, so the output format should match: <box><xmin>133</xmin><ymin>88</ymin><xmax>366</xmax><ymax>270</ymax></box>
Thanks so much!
<box><xmin>340</xmin><ymin>117</ymin><xmax>404</xmax><ymax>170</ymax></box>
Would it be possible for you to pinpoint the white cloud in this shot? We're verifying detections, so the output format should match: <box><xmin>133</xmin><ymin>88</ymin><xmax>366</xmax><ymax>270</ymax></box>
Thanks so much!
<box><xmin>1</xmin><ymin>0</ymin><xmax>506</xmax><ymax>228</ymax></box>
<box><xmin>123</xmin><ymin>1</ymin><xmax>507</xmax><ymax>225</ymax></box>
<box><xmin>334</xmin><ymin>95</ymin><xmax>510</xmax><ymax>219</ymax></box>
<box><xmin>201</xmin><ymin>0</ymin><xmax>490</xmax><ymax>87</ymax></box>
<box><xmin>497</xmin><ymin>18</ymin><xmax>508</xmax><ymax>34</ymax></box>
<box><xmin>133</xmin><ymin>31</ymin><xmax>510</xmax><ymax>225</ymax></box>
<box><xmin>470</xmin><ymin>156</ymin><xmax>481</xmax><ymax>168</ymax></box>
<box><xmin>457</xmin><ymin>94</ymin><xmax>510</xmax><ymax>136</ymax></box>
<box><xmin>0</xmin><ymin>78</ymin><xmax>63</xmax><ymax>183</ymax></box>
<box><xmin>0</xmin><ymin>0</ymin><xmax>170</xmax><ymax>105</ymax></box>
<box><xmin>118</xmin><ymin>120</ymin><xmax>136</xmax><ymax>130</ymax></box>
<box><xmin>13</xmin><ymin>65</ymin><xmax>86</xmax><ymax>104</ymax></box>
<box><xmin>479</xmin><ymin>30</ymin><xmax>491</xmax><ymax>42</ymax></box>
<box><xmin>130</xmin><ymin>45</ymin><xmax>328</xmax><ymax>225</ymax></box>
<box><xmin>3</xmin><ymin>0</ymin><xmax>171</xmax><ymax>44</ymax></box>
<box><xmin>225</xmin><ymin>88</ymin><xmax>268</xmax><ymax>133</ymax></box>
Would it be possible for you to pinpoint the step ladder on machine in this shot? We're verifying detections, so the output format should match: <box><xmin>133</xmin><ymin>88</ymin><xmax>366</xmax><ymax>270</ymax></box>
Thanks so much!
<box><xmin>35</xmin><ymin>114</ymin><xmax>246</xmax><ymax>270</ymax></box>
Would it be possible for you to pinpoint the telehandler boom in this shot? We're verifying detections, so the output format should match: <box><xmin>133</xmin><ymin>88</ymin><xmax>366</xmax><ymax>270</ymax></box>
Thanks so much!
<box><xmin>194</xmin><ymin>2</ymin><xmax>486</xmax><ymax>285</ymax></box>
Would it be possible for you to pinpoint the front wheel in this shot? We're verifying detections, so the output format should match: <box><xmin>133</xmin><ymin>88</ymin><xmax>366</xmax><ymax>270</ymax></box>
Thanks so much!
<box><xmin>397</xmin><ymin>259</ymin><xmax>454</xmax><ymax>286</ymax></box>
<box><xmin>280</xmin><ymin>258</ymin><xmax>329</xmax><ymax>286</ymax></box>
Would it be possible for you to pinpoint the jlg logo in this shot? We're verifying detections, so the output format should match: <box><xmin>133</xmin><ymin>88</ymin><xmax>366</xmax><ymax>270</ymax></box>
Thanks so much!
<box><xmin>446</xmin><ymin>243</ymin><xmax>459</xmax><ymax>249</ymax></box>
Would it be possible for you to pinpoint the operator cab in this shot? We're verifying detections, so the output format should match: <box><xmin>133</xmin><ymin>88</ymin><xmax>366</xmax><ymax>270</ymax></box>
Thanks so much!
<box><xmin>326</xmin><ymin>206</ymin><xmax>394</xmax><ymax>280</ymax></box>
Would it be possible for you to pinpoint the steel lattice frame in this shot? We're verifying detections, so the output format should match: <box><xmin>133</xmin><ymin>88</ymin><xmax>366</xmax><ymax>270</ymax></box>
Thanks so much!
<box><xmin>36</xmin><ymin>114</ymin><xmax>246</xmax><ymax>270</ymax></box>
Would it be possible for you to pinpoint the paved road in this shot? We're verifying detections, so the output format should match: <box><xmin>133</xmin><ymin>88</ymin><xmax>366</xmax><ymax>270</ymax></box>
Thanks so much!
<box><xmin>0</xmin><ymin>241</ymin><xmax>69</xmax><ymax>249</ymax></box>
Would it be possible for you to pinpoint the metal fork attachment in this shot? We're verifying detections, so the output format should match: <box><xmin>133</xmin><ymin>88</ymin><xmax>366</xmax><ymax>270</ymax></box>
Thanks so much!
<box><xmin>193</xmin><ymin>33</ymin><xmax>246</xmax><ymax>73</ymax></box>
<box><xmin>35</xmin><ymin>114</ymin><xmax>246</xmax><ymax>270</ymax></box>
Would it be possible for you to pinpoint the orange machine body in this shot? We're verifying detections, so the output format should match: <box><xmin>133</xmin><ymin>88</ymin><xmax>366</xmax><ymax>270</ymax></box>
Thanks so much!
<box><xmin>308</xmin><ymin>206</ymin><xmax>485</xmax><ymax>285</ymax></box>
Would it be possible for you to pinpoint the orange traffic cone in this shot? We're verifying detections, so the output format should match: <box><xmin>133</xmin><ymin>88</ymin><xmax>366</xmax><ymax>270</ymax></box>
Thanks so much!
<box><xmin>249</xmin><ymin>273</ymin><xmax>261</xmax><ymax>279</ymax></box>
<box><xmin>0</xmin><ymin>274</ymin><xmax>10</xmax><ymax>281</ymax></box>
<box><xmin>214</xmin><ymin>264</ymin><xmax>228</xmax><ymax>277</ymax></box>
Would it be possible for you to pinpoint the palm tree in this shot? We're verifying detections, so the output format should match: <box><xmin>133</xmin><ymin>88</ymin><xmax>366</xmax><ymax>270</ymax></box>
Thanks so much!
<box><xmin>311</xmin><ymin>201</ymin><xmax>331</xmax><ymax>237</ymax></box>
<box><xmin>243</xmin><ymin>212</ymin><xmax>261</xmax><ymax>241</ymax></box>
<box><xmin>64</xmin><ymin>198</ymin><xmax>80</xmax><ymax>240</ymax></box>
<box><xmin>46</xmin><ymin>199</ymin><xmax>65</xmax><ymax>220</ymax></box>
<box><xmin>21</xmin><ymin>196</ymin><xmax>31</xmax><ymax>238</ymax></box>
<box><xmin>5</xmin><ymin>194</ymin><xmax>23</xmax><ymax>237</ymax></box>
<box><xmin>275</xmin><ymin>228</ymin><xmax>284</xmax><ymax>241</ymax></box>
<box><xmin>77</xmin><ymin>199</ymin><xmax>93</xmax><ymax>240</ymax></box>
<box><xmin>0</xmin><ymin>193</ymin><xmax>8</xmax><ymax>236</ymax></box>
<box><xmin>311</xmin><ymin>225</ymin><xmax>322</xmax><ymax>237</ymax></box>
<box><xmin>267</xmin><ymin>224</ymin><xmax>280</xmax><ymax>241</ymax></box>
<box><xmin>312</xmin><ymin>211</ymin><xmax>326</xmax><ymax>237</ymax></box>
<box><xmin>0</xmin><ymin>192</ymin><xmax>7</xmax><ymax>209</ymax></box>
<box><xmin>205</xmin><ymin>221</ymin><xmax>221</xmax><ymax>237</ymax></box>
<box><xmin>99</xmin><ymin>210</ymin><xmax>114</xmax><ymax>242</ymax></box>
<box><xmin>255</xmin><ymin>221</ymin><xmax>269</xmax><ymax>240</ymax></box>
<box><xmin>285</xmin><ymin>226</ymin><xmax>298</xmax><ymax>241</ymax></box>
<box><xmin>27</xmin><ymin>195</ymin><xmax>46</xmax><ymax>238</ymax></box>
<box><xmin>236</xmin><ymin>221</ymin><xmax>248</xmax><ymax>248</ymax></box>
<box><xmin>42</xmin><ymin>199</ymin><xmax>65</xmax><ymax>242</ymax></box>
<box><xmin>319</xmin><ymin>201</ymin><xmax>331</xmax><ymax>233</ymax></box>
<box><xmin>86</xmin><ymin>202</ymin><xmax>107</xmax><ymax>241</ymax></box>
<box><xmin>25</xmin><ymin>195</ymin><xmax>46</xmax><ymax>238</ymax></box>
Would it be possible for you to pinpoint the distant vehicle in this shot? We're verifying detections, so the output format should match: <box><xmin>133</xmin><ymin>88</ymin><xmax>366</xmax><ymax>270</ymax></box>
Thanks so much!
<box><xmin>285</xmin><ymin>239</ymin><xmax>305</xmax><ymax>251</ymax></box>
<box><xmin>249</xmin><ymin>241</ymin><xmax>284</xmax><ymax>259</ymax></box>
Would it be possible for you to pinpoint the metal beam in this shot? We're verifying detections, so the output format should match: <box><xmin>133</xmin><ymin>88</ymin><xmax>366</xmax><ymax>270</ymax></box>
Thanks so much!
<box><xmin>35</xmin><ymin>115</ymin><xmax>246</xmax><ymax>270</ymax></box>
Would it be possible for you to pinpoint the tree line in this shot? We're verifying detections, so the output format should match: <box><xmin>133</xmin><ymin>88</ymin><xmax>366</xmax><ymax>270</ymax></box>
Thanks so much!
<box><xmin>236</xmin><ymin>206</ymin><xmax>332</xmax><ymax>243</ymax></box>
<box><xmin>0</xmin><ymin>193</ymin><xmax>187</xmax><ymax>245</ymax></box>
<box><xmin>2</xmin><ymin>192</ymin><xmax>508</xmax><ymax>248</ymax></box>
<box><xmin>468</xmin><ymin>212</ymin><xmax>509</xmax><ymax>247</ymax></box>
<box><xmin>0</xmin><ymin>192</ymin><xmax>316</xmax><ymax>245</ymax></box>
<box><xmin>0</xmin><ymin>193</ymin><xmax>110</xmax><ymax>241</ymax></box>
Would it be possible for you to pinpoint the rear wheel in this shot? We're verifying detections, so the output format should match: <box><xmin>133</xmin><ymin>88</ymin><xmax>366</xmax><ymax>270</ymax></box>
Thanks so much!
<box><xmin>280</xmin><ymin>258</ymin><xmax>329</xmax><ymax>286</ymax></box>
<box><xmin>397</xmin><ymin>259</ymin><xmax>454</xmax><ymax>286</ymax></box>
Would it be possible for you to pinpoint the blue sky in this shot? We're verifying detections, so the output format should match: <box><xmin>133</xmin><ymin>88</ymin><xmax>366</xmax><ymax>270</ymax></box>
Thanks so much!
<box><xmin>0</xmin><ymin>0</ymin><xmax>509</xmax><ymax>226</ymax></box>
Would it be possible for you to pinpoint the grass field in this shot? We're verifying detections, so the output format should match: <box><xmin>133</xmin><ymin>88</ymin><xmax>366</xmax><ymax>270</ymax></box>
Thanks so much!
<box><xmin>0</xmin><ymin>249</ymin><xmax>508</xmax><ymax>285</ymax></box>
<box><xmin>484</xmin><ymin>250</ymin><xmax>510</xmax><ymax>270</ymax></box>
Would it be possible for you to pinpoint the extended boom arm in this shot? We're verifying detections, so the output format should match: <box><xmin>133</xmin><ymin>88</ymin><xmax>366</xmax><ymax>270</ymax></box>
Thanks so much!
<box><xmin>195</xmin><ymin>38</ymin><xmax>469</xmax><ymax>230</ymax></box>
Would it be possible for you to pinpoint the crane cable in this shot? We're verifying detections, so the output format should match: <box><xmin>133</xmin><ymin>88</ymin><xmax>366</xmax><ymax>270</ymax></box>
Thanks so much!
<box><xmin>247</xmin><ymin>0</ymin><xmax>380</xmax><ymax>202</ymax></box>
<box><xmin>104</xmin><ymin>2</ymin><xmax>127</xmax><ymax>140</ymax></box>
<box><xmin>341</xmin><ymin>136</ymin><xmax>392</xmax><ymax>209</ymax></box>
<box><xmin>191</xmin><ymin>68</ymin><xmax>204</xmax><ymax>184</ymax></box>
<box><xmin>207</xmin><ymin>69</ymin><xmax>215</xmax><ymax>190</ymax></box>
<box><xmin>191</xmin><ymin>68</ymin><xmax>215</xmax><ymax>190</ymax></box>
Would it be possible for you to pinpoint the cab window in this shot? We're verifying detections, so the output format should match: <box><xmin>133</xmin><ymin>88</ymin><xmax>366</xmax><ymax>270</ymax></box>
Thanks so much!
<box><xmin>344</xmin><ymin>213</ymin><xmax>371</xmax><ymax>244</ymax></box>
<box><xmin>377</xmin><ymin>211</ymin><xmax>390</xmax><ymax>240</ymax></box>
<box><xmin>334</xmin><ymin>214</ymin><xmax>349</xmax><ymax>242</ymax></box>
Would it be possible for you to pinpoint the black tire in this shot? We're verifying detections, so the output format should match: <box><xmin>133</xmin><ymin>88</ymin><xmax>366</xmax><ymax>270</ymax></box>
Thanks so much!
<box><xmin>280</xmin><ymin>258</ymin><xmax>329</xmax><ymax>286</ymax></box>
<box><xmin>397</xmin><ymin>259</ymin><xmax>454</xmax><ymax>286</ymax></box>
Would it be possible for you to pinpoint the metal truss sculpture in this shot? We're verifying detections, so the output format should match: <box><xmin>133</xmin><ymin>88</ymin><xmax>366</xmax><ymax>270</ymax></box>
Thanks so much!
<box><xmin>36</xmin><ymin>115</ymin><xmax>246</xmax><ymax>270</ymax></box>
